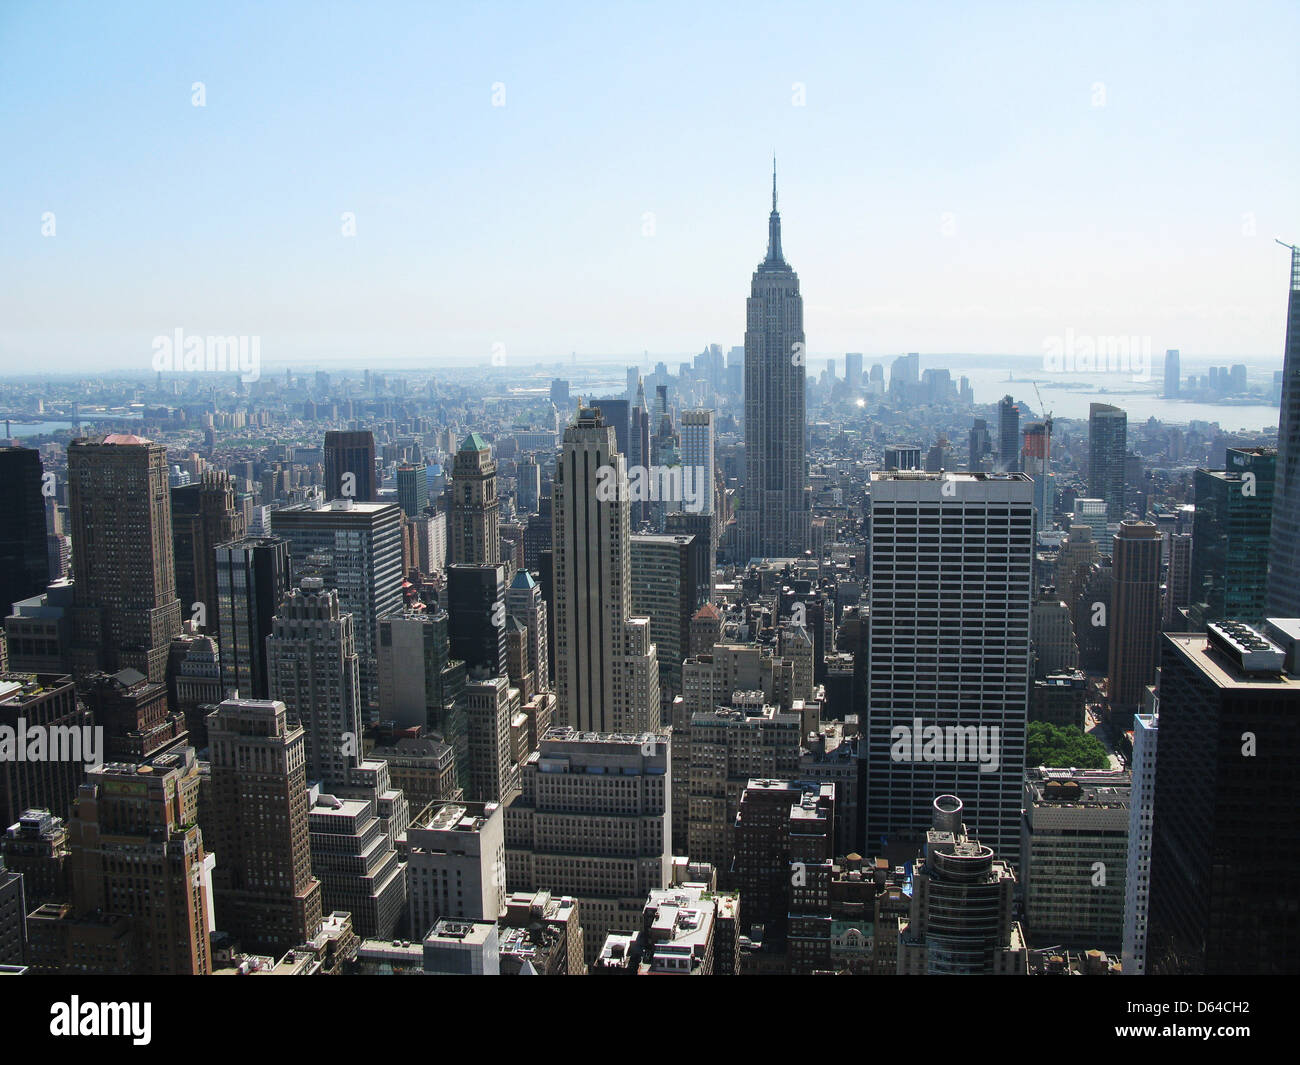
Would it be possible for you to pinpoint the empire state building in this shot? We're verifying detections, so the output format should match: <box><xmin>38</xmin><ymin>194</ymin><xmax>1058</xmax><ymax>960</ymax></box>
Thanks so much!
<box><xmin>738</xmin><ymin>163</ymin><xmax>809</xmax><ymax>561</ymax></box>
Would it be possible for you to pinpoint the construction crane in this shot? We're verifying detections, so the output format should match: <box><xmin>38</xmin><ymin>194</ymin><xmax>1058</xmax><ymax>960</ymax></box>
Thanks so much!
<box><xmin>1031</xmin><ymin>379</ymin><xmax>1053</xmax><ymax>436</ymax></box>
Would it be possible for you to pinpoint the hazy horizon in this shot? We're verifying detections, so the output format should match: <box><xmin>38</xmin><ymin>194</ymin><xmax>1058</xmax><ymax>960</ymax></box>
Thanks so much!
<box><xmin>3</xmin><ymin>1</ymin><xmax>1299</xmax><ymax>377</ymax></box>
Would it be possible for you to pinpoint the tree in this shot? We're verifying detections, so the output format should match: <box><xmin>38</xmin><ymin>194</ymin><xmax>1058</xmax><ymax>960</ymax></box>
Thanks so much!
<box><xmin>1026</xmin><ymin>721</ymin><xmax>1110</xmax><ymax>769</ymax></box>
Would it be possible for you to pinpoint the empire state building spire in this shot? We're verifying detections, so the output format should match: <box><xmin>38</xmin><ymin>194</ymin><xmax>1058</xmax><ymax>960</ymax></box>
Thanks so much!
<box><xmin>739</xmin><ymin>161</ymin><xmax>807</xmax><ymax>561</ymax></box>
<box><xmin>766</xmin><ymin>157</ymin><xmax>784</xmax><ymax>264</ymax></box>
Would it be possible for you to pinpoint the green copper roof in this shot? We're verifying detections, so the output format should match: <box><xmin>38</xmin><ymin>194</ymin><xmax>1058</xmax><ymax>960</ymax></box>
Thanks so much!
<box><xmin>460</xmin><ymin>431</ymin><xmax>490</xmax><ymax>452</ymax></box>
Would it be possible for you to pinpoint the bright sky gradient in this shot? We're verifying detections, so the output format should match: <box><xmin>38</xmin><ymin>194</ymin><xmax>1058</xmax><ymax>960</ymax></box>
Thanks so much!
<box><xmin>2</xmin><ymin>0</ymin><xmax>1297</xmax><ymax>373</ymax></box>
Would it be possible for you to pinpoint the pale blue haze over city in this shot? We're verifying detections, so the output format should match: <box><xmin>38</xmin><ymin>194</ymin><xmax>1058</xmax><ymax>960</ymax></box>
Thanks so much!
<box><xmin>2</xmin><ymin>0</ymin><xmax>1297</xmax><ymax>380</ymax></box>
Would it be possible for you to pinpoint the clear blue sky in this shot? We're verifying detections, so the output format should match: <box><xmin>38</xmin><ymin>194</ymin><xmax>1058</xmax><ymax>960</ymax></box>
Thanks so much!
<box><xmin>2</xmin><ymin>0</ymin><xmax>1297</xmax><ymax>374</ymax></box>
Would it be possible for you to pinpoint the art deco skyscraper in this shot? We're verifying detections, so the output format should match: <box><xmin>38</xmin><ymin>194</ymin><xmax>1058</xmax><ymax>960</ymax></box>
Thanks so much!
<box><xmin>206</xmin><ymin>697</ymin><xmax>323</xmax><ymax>956</ymax></box>
<box><xmin>504</xmin><ymin>727</ymin><xmax>671</xmax><ymax>965</ymax></box>
<box><xmin>67</xmin><ymin>747</ymin><xmax>213</xmax><ymax>975</ymax></box>
<box><xmin>266</xmin><ymin>579</ymin><xmax>361</xmax><ymax>790</ymax></box>
<box><xmin>738</xmin><ymin>164</ymin><xmax>808</xmax><ymax>561</ymax></box>
<box><xmin>1266</xmin><ymin>242</ymin><xmax>1300</xmax><ymax>618</ymax></box>
<box><xmin>67</xmin><ymin>435</ymin><xmax>184</xmax><ymax>683</ymax></box>
<box><xmin>552</xmin><ymin>407</ymin><xmax>659</xmax><ymax>733</ymax></box>
<box><xmin>450</xmin><ymin>432</ymin><xmax>501</xmax><ymax>567</ymax></box>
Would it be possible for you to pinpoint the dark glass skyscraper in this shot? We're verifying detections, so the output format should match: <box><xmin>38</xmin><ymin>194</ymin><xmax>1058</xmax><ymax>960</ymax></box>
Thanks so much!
<box><xmin>0</xmin><ymin>446</ymin><xmax>50</xmax><ymax>614</ymax></box>
<box><xmin>1266</xmin><ymin>242</ymin><xmax>1300</xmax><ymax>618</ymax></box>
<box><xmin>997</xmin><ymin>395</ymin><xmax>1020</xmax><ymax>473</ymax></box>
<box><xmin>445</xmin><ymin>563</ymin><xmax>507</xmax><ymax>678</ymax></box>
<box><xmin>1089</xmin><ymin>402</ymin><xmax>1128</xmax><ymax>522</ymax></box>
<box><xmin>1191</xmin><ymin>446</ymin><xmax>1275</xmax><ymax>627</ymax></box>
<box><xmin>738</xmin><ymin>164</ymin><xmax>808</xmax><ymax>561</ymax></box>
<box><xmin>215</xmin><ymin>536</ymin><xmax>292</xmax><ymax>699</ymax></box>
<box><xmin>1149</xmin><ymin>622</ymin><xmax>1300</xmax><ymax>974</ymax></box>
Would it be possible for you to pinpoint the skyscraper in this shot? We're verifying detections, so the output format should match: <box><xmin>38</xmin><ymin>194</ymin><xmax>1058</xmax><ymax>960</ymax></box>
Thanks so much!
<box><xmin>323</xmin><ymin>430</ymin><xmax>377</xmax><ymax>502</ymax></box>
<box><xmin>215</xmin><ymin>536</ymin><xmax>292</xmax><ymax>700</ymax></box>
<box><xmin>67</xmin><ymin>435</ymin><xmax>183</xmax><ymax>683</ymax></box>
<box><xmin>630</xmin><ymin>533</ymin><xmax>708</xmax><ymax>706</ymax></box>
<box><xmin>1121</xmin><ymin>710</ymin><xmax>1157</xmax><ymax>975</ymax></box>
<box><xmin>0</xmin><ymin>673</ymin><xmax>90</xmax><ymax>827</ymax></box>
<box><xmin>271</xmin><ymin>499</ymin><xmax>403</xmax><ymax>715</ymax></box>
<box><xmin>679</xmin><ymin>409</ymin><xmax>716</xmax><ymax>518</ymax></box>
<box><xmin>997</xmin><ymin>395</ymin><xmax>1020</xmax><ymax>473</ymax></box>
<box><xmin>396</xmin><ymin>462</ymin><xmax>429</xmax><ymax>518</ymax></box>
<box><xmin>1021</xmin><ymin>768</ymin><xmax>1129</xmax><ymax>951</ymax></box>
<box><xmin>1021</xmin><ymin>420</ymin><xmax>1054</xmax><ymax>530</ymax></box>
<box><xmin>897</xmin><ymin>795</ymin><xmax>1026</xmax><ymax>975</ymax></box>
<box><xmin>464</xmin><ymin>675</ymin><xmax>521</xmax><ymax>804</ymax></box>
<box><xmin>1107</xmin><ymin>521</ymin><xmax>1163</xmax><ymax>718</ymax></box>
<box><xmin>0</xmin><ymin>447</ymin><xmax>50</xmax><ymax>616</ymax></box>
<box><xmin>171</xmin><ymin>470</ymin><xmax>245</xmax><ymax>632</ymax></box>
<box><xmin>377</xmin><ymin>607</ymin><xmax>466</xmax><ymax>729</ymax></box>
<box><xmin>552</xmin><ymin>407</ymin><xmax>660</xmax><ymax>733</ymax></box>
<box><xmin>738</xmin><ymin>164</ymin><xmax>808</xmax><ymax>561</ymax></box>
<box><xmin>593</xmin><ymin>398</ymin><xmax>630</xmax><ymax>461</ymax></box>
<box><xmin>445</xmin><ymin>564</ymin><xmax>507</xmax><ymax>678</ymax></box>
<box><xmin>67</xmin><ymin>748</ymin><xmax>213</xmax><ymax>975</ymax></box>
<box><xmin>1266</xmin><ymin>242</ymin><xmax>1300</xmax><ymax>618</ymax></box>
<box><xmin>267</xmin><ymin>580</ymin><xmax>407</xmax><ymax>938</ymax></box>
<box><xmin>1163</xmin><ymin>348</ymin><xmax>1181</xmax><ymax>397</ymax></box>
<box><xmin>1148</xmin><ymin>622</ymin><xmax>1300</xmax><ymax>974</ymax></box>
<box><xmin>1089</xmin><ymin>403</ymin><xmax>1128</xmax><ymax>522</ymax></box>
<box><xmin>505</xmin><ymin>569</ymin><xmax>549</xmax><ymax>694</ymax></box>
<box><xmin>968</xmin><ymin>418</ymin><xmax>992</xmax><ymax>473</ymax></box>
<box><xmin>206</xmin><ymin>697</ymin><xmax>323</xmax><ymax>956</ymax></box>
<box><xmin>407</xmin><ymin>800</ymin><xmax>506</xmax><ymax>937</ymax></box>
<box><xmin>267</xmin><ymin>579</ymin><xmax>362</xmax><ymax>790</ymax></box>
<box><xmin>844</xmin><ymin>351</ymin><xmax>864</xmax><ymax>389</ymax></box>
<box><xmin>449</xmin><ymin>432</ymin><xmax>500</xmax><ymax>567</ymax></box>
<box><xmin>1191</xmin><ymin>446</ymin><xmax>1275</xmax><ymax>627</ymax></box>
<box><xmin>504</xmin><ymin>727</ymin><xmax>671</xmax><ymax>964</ymax></box>
<box><xmin>865</xmin><ymin>472</ymin><xmax>1033</xmax><ymax>869</ymax></box>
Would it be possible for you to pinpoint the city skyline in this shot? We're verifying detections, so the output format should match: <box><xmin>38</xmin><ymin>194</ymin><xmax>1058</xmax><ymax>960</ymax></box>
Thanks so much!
<box><xmin>2</xmin><ymin>1</ymin><xmax>1298</xmax><ymax>1000</ymax></box>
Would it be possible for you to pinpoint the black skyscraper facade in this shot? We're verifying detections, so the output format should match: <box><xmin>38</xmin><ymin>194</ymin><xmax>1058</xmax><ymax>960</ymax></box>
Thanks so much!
<box><xmin>1148</xmin><ymin>623</ymin><xmax>1300</xmax><ymax>975</ymax></box>
<box><xmin>997</xmin><ymin>396</ymin><xmax>1020</xmax><ymax>473</ymax></box>
<box><xmin>445</xmin><ymin>564</ymin><xmax>507</xmax><ymax>677</ymax></box>
<box><xmin>1267</xmin><ymin>243</ymin><xmax>1300</xmax><ymax>618</ymax></box>
<box><xmin>215</xmin><ymin>536</ymin><xmax>292</xmax><ymax>699</ymax></box>
<box><xmin>0</xmin><ymin>447</ymin><xmax>50</xmax><ymax>613</ymax></box>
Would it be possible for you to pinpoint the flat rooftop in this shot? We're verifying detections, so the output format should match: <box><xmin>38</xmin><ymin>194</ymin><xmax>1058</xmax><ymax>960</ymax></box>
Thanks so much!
<box><xmin>1165</xmin><ymin>632</ymin><xmax>1300</xmax><ymax>692</ymax></box>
